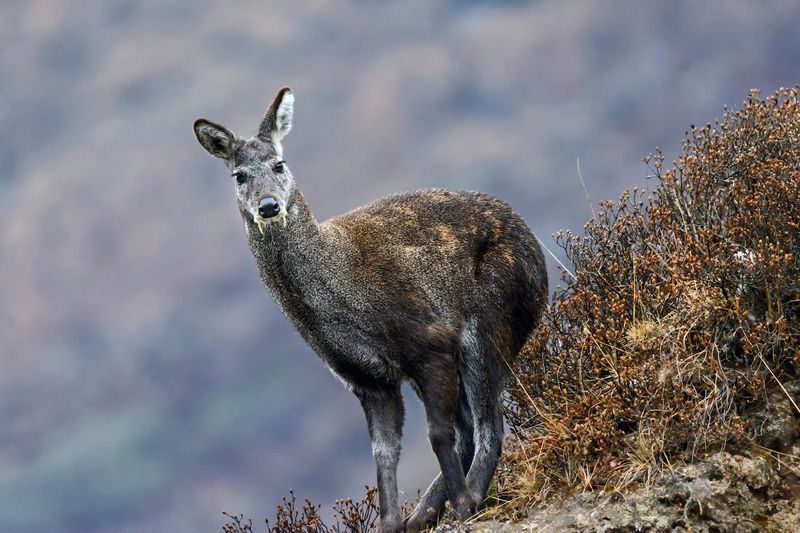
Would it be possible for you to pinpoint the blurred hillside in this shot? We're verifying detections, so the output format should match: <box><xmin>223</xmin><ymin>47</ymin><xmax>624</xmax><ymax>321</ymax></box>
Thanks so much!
<box><xmin>1</xmin><ymin>1</ymin><xmax>799</xmax><ymax>531</ymax></box>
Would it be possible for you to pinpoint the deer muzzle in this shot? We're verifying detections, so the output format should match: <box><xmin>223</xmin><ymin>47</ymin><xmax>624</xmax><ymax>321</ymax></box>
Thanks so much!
<box><xmin>254</xmin><ymin>195</ymin><xmax>287</xmax><ymax>234</ymax></box>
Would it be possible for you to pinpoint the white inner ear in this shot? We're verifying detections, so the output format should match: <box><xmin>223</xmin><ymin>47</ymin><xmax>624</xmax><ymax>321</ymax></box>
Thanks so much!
<box><xmin>273</xmin><ymin>92</ymin><xmax>294</xmax><ymax>140</ymax></box>
<box><xmin>211</xmin><ymin>128</ymin><xmax>229</xmax><ymax>145</ymax></box>
<box><xmin>199</xmin><ymin>123</ymin><xmax>230</xmax><ymax>156</ymax></box>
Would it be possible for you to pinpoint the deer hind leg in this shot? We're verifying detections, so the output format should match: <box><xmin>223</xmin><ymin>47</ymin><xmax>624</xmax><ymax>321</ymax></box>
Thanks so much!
<box><xmin>461</xmin><ymin>329</ymin><xmax>507</xmax><ymax>507</ymax></box>
<box><xmin>356</xmin><ymin>385</ymin><xmax>405</xmax><ymax>533</ymax></box>
<box><xmin>405</xmin><ymin>376</ymin><xmax>474</xmax><ymax>531</ymax></box>
<box><xmin>406</xmin><ymin>355</ymin><xmax>477</xmax><ymax>533</ymax></box>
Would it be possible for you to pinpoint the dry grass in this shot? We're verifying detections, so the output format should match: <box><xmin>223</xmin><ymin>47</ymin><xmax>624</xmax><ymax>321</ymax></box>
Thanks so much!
<box><xmin>496</xmin><ymin>87</ymin><xmax>800</xmax><ymax>519</ymax></box>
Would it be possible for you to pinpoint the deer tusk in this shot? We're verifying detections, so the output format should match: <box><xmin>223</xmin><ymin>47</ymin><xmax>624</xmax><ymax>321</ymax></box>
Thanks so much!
<box><xmin>281</xmin><ymin>214</ymin><xmax>287</xmax><ymax>228</ymax></box>
<box><xmin>257</xmin><ymin>219</ymin><xmax>266</xmax><ymax>235</ymax></box>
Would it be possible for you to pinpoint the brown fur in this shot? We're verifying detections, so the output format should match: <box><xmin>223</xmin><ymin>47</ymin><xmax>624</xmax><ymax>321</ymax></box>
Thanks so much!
<box><xmin>193</xmin><ymin>88</ymin><xmax>548</xmax><ymax>533</ymax></box>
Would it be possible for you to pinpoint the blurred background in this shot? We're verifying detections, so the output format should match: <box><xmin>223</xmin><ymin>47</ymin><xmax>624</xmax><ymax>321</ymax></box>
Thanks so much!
<box><xmin>1</xmin><ymin>0</ymin><xmax>799</xmax><ymax>531</ymax></box>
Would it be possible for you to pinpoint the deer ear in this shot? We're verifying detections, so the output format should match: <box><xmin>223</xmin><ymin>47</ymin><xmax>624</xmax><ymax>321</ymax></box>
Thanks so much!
<box><xmin>194</xmin><ymin>119</ymin><xmax>234</xmax><ymax>160</ymax></box>
<box><xmin>258</xmin><ymin>87</ymin><xmax>294</xmax><ymax>143</ymax></box>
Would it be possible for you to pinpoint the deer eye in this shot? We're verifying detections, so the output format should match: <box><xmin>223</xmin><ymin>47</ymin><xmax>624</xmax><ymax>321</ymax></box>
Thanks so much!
<box><xmin>273</xmin><ymin>160</ymin><xmax>285</xmax><ymax>174</ymax></box>
<box><xmin>233</xmin><ymin>170</ymin><xmax>248</xmax><ymax>185</ymax></box>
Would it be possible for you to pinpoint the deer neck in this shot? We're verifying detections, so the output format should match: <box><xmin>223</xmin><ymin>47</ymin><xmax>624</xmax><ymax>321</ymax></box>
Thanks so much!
<box><xmin>242</xmin><ymin>188</ymin><xmax>337</xmax><ymax>321</ymax></box>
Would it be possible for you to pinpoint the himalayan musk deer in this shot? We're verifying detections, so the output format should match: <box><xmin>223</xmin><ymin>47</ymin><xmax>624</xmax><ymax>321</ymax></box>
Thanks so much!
<box><xmin>193</xmin><ymin>88</ymin><xmax>547</xmax><ymax>533</ymax></box>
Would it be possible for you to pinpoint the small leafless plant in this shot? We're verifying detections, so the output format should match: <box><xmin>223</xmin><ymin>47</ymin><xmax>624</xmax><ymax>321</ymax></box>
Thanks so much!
<box><xmin>221</xmin><ymin>486</ymin><xmax>420</xmax><ymax>533</ymax></box>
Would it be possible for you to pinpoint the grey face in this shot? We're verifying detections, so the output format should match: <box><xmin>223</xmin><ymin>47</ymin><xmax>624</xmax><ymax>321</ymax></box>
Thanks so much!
<box><xmin>229</xmin><ymin>138</ymin><xmax>293</xmax><ymax>231</ymax></box>
<box><xmin>194</xmin><ymin>87</ymin><xmax>295</xmax><ymax>233</ymax></box>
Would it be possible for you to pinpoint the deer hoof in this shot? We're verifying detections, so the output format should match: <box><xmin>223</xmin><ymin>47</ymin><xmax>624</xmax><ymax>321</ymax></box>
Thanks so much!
<box><xmin>404</xmin><ymin>505</ymin><xmax>438</xmax><ymax>533</ymax></box>
<box><xmin>453</xmin><ymin>492</ymin><xmax>479</xmax><ymax>521</ymax></box>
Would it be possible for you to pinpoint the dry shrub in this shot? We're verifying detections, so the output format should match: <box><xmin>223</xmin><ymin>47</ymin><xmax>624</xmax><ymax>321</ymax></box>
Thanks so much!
<box><xmin>221</xmin><ymin>486</ymin><xmax>418</xmax><ymax>533</ymax></box>
<box><xmin>500</xmin><ymin>87</ymin><xmax>800</xmax><ymax>515</ymax></box>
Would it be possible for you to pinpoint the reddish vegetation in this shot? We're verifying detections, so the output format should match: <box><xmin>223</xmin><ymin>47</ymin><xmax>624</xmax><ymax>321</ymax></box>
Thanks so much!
<box><xmin>500</xmin><ymin>87</ymin><xmax>800</xmax><ymax>513</ymax></box>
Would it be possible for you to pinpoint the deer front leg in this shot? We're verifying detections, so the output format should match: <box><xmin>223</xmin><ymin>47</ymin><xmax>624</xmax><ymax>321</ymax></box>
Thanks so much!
<box><xmin>356</xmin><ymin>385</ymin><xmax>405</xmax><ymax>533</ymax></box>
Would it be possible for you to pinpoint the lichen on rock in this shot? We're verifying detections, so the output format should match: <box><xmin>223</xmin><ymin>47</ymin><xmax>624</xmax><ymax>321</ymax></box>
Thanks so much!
<box><xmin>437</xmin><ymin>450</ymin><xmax>798</xmax><ymax>532</ymax></box>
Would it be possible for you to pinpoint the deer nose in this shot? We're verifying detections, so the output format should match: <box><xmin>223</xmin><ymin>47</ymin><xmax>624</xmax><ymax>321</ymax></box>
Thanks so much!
<box><xmin>258</xmin><ymin>196</ymin><xmax>281</xmax><ymax>218</ymax></box>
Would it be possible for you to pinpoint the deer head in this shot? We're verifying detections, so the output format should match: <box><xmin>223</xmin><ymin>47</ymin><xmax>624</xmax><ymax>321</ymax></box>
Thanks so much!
<box><xmin>194</xmin><ymin>87</ymin><xmax>295</xmax><ymax>234</ymax></box>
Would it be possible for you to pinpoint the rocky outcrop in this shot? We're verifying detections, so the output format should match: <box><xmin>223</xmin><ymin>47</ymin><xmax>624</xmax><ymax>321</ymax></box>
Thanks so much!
<box><xmin>438</xmin><ymin>379</ymin><xmax>800</xmax><ymax>533</ymax></box>
<box><xmin>437</xmin><ymin>449</ymin><xmax>799</xmax><ymax>532</ymax></box>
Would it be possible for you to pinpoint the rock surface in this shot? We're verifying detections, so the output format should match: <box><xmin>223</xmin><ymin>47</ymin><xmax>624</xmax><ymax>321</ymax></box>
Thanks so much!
<box><xmin>436</xmin><ymin>450</ymin><xmax>800</xmax><ymax>533</ymax></box>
